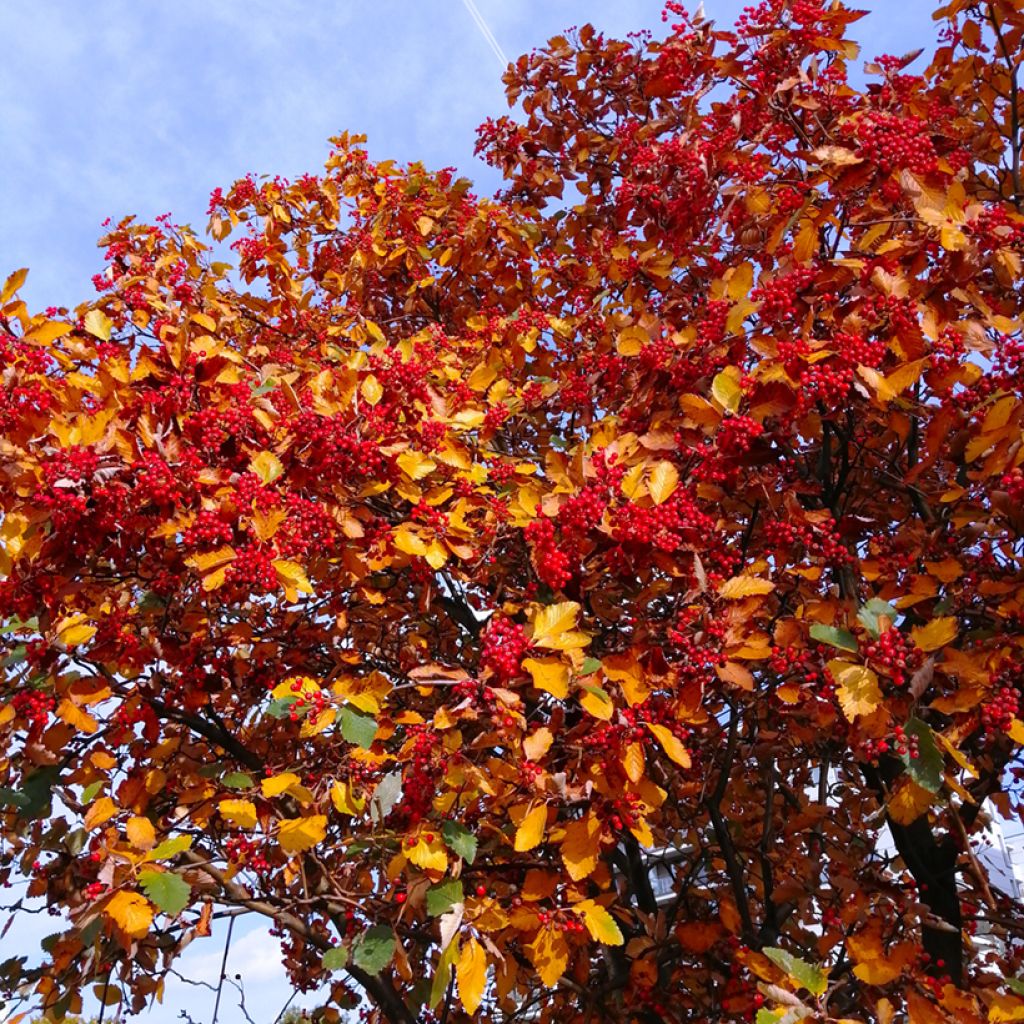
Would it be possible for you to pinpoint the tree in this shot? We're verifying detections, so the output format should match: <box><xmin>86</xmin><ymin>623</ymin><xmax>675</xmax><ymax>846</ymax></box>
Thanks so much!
<box><xmin>2</xmin><ymin>0</ymin><xmax>1024</xmax><ymax>1021</ymax></box>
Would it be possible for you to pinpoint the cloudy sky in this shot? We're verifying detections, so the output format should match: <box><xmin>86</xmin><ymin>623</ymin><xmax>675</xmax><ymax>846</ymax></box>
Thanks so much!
<box><xmin>0</xmin><ymin>0</ymin><xmax>938</xmax><ymax>1021</ymax></box>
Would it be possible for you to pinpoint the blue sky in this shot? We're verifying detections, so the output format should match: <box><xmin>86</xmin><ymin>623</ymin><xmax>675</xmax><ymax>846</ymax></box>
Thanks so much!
<box><xmin>0</xmin><ymin>1</ymin><xmax>938</xmax><ymax>1022</ymax></box>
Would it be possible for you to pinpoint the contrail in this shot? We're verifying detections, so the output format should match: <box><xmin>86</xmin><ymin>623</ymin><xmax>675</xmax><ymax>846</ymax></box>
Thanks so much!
<box><xmin>460</xmin><ymin>0</ymin><xmax>509</xmax><ymax>68</ymax></box>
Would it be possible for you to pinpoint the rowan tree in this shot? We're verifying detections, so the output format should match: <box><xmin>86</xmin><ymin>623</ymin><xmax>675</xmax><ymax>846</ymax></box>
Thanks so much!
<box><xmin>3</xmin><ymin>1</ymin><xmax>1024</xmax><ymax>1022</ymax></box>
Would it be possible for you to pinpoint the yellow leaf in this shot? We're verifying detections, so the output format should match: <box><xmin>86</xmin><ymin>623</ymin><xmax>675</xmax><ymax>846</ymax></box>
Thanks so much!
<box><xmin>525</xmin><ymin>926</ymin><xmax>570</xmax><ymax>988</ymax></box>
<box><xmin>331</xmin><ymin>780</ymin><xmax>366</xmax><ymax>816</ymax></box>
<box><xmin>393</xmin><ymin>524</ymin><xmax>429</xmax><ymax>556</ymax></box>
<box><xmin>85</xmin><ymin>796</ymin><xmax>118</xmax><ymax>830</ymax></box>
<box><xmin>397</xmin><ymin>450</ymin><xmax>437</xmax><ymax>481</ymax></box>
<box><xmin>185</xmin><ymin>546</ymin><xmax>236</xmax><ymax>574</ymax></box>
<box><xmin>1</xmin><ymin>267</ymin><xmax>28</xmax><ymax>303</ymax></box>
<box><xmin>361</xmin><ymin>374</ymin><xmax>383</xmax><ymax>405</ymax></box>
<box><xmin>574</xmin><ymin>900</ymin><xmax>624</xmax><ymax>945</ymax></box>
<box><xmin>718</xmin><ymin>576</ymin><xmax>774</xmax><ymax>599</ymax></box>
<box><xmin>27</xmin><ymin>320</ymin><xmax>73</xmax><ymax>344</ymax></box>
<box><xmin>531</xmin><ymin>601</ymin><xmax>581</xmax><ymax>646</ymax></box>
<box><xmin>522</xmin><ymin>657</ymin><xmax>569</xmax><ymax>699</ymax></box>
<box><xmin>456</xmin><ymin>937</ymin><xmax>487</xmax><ymax>1015</ymax></box>
<box><xmin>219</xmin><ymin>798</ymin><xmax>257</xmax><ymax>829</ymax></box>
<box><xmin>84</xmin><ymin>309</ymin><xmax>113</xmax><ymax>342</ymax></box>
<box><xmin>580</xmin><ymin>687</ymin><xmax>614</xmax><ymax>720</ymax></box>
<box><xmin>561</xmin><ymin>813</ymin><xmax>602</xmax><ymax>881</ymax></box>
<box><xmin>648</xmin><ymin>461</ymin><xmax>679</xmax><ymax>505</ymax></box>
<box><xmin>523</xmin><ymin>727</ymin><xmax>553</xmax><ymax>762</ymax></box>
<box><xmin>278</xmin><ymin>815</ymin><xmax>327</xmax><ymax>855</ymax></box>
<box><xmin>407</xmin><ymin>834</ymin><xmax>448</xmax><ymax>872</ymax></box>
<box><xmin>514</xmin><ymin>804</ymin><xmax>548</xmax><ymax>852</ymax></box>
<box><xmin>262</xmin><ymin>772</ymin><xmax>302</xmax><ymax>798</ymax></box>
<box><xmin>251</xmin><ymin>507</ymin><xmax>287</xmax><ymax>541</ymax></box>
<box><xmin>911</xmin><ymin>617</ymin><xmax>957</xmax><ymax>653</ymax></box>
<box><xmin>249</xmin><ymin>450</ymin><xmax>284</xmax><ymax>484</ymax></box>
<box><xmin>274</xmin><ymin>559</ymin><xmax>313</xmax><ymax>597</ymax></box>
<box><xmin>646</xmin><ymin>723</ymin><xmax>691</xmax><ymax>768</ymax></box>
<box><xmin>829</xmin><ymin>661</ymin><xmax>883</xmax><ymax>721</ymax></box>
<box><xmin>602</xmin><ymin>651</ymin><xmax>650</xmax><ymax>706</ymax></box>
<box><xmin>887</xmin><ymin>777</ymin><xmax>934</xmax><ymax>825</ymax></box>
<box><xmin>105</xmin><ymin>891</ymin><xmax>153</xmax><ymax>939</ymax></box>
<box><xmin>623</xmin><ymin>742</ymin><xmax>645</xmax><ymax>783</ymax></box>
<box><xmin>1008</xmin><ymin>719</ymin><xmax>1024</xmax><ymax>745</ymax></box>
<box><xmin>989</xmin><ymin>994</ymin><xmax>1024</xmax><ymax>1022</ymax></box>
<box><xmin>711</xmin><ymin>368</ymin><xmax>742</xmax><ymax>414</ymax></box>
<box><xmin>272</xmin><ymin>676</ymin><xmax>320</xmax><ymax>700</ymax></box>
<box><xmin>191</xmin><ymin>312</ymin><xmax>217</xmax><ymax>332</ymax></box>
<box><xmin>616</xmin><ymin>326</ymin><xmax>648</xmax><ymax>356</ymax></box>
<box><xmin>57</xmin><ymin>699</ymin><xmax>98</xmax><ymax>734</ymax></box>
<box><xmin>55</xmin><ymin>614</ymin><xmax>97</xmax><ymax>648</ymax></box>
<box><xmin>126</xmin><ymin>816</ymin><xmax>156</xmax><ymax>851</ymax></box>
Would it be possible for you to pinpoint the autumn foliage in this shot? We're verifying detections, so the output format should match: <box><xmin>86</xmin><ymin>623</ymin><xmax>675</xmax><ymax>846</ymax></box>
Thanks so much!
<box><xmin>4</xmin><ymin>0</ymin><xmax>1024</xmax><ymax>1021</ymax></box>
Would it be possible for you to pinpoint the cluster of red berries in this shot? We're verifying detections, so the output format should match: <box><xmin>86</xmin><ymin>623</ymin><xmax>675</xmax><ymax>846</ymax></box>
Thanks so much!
<box><xmin>226</xmin><ymin>836</ymin><xmax>272</xmax><ymax>872</ymax></box>
<box><xmin>182</xmin><ymin>509</ymin><xmax>234</xmax><ymax>548</ymax></box>
<box><xmin>480</xmin><ymin>617</ymin><xmax>530</xmax><ymax>681</ymax></box>
<box><xmin>752</xmin><ymin>266</ymin><xmax>816</xmax><ymax>323</ymax></box>
<box><xmin>852</xmin><ymin>112</ymin><xmax>938</xmax><ymax>175</ymax></box>
<box><xmin>764</xmin><ymin>516</ymin><xmax>850</xmax><ymax>566</ymax></box>
<box><xmin>981</xmin><ymin>686</ymin><xmax>1019</xmax><ymax>735</ymax></box>
<box><xmin>613</xmin><ymin>488</ymin><xmax>713</xmax><ymax>553</ymax></box>
<box><xmin>860</xmin><ymin>727</ymin><xmax>918</xmax><ymax>764</ymax></box>
<box><xmin>225</xmin><ymin>545</ymin><xmax>278</xmax><ymax>593</ymax></box>
<box><xmin>11</xmin><ymin>689</ymin><xmax>55</xmax><ymax>730</ymax></box>
<box><xmin>769</xmin><ymin>645</ymin><xmax>828</xmax><ymax>692</ymax></box>
<box><xmin>134</xmin><ymin>452</ymin><xmax>182</xmax><ymax>507</ymax></box>
<box><xmin>864</xmin><ymin>629</ymin><xmax>923</xmax><ymax>687</ymax></box>
<box><xmin>394</xmin><ymin>726</ymin><xmax>448</xmax><ymax>826</ymax></box>
<box><xmin>524</xmin><ymin>516</ymin><xmax>572</xmax><ymax>589</ymax></box>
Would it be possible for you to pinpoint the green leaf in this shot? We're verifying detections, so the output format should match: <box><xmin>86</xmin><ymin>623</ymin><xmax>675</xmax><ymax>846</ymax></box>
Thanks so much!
<box><xmin>857</xmin><ymin>599</ymin><xmax>898</xmax><ymax>639</ymax></box>
<box><xmin>581</xmin><ymin>657</ymin><xmax>601</xmax><ymax>675</ymax></box>
<box><xmin>901</xmin><ymin>716</ymin><xmax>943</xmax><ymax>793</ymax></box>
<box><xmin>2</xmin><ymin>766</ymin><xmax>60</xmax><ymax>820</ymax></box>
<box><xmin>429</xmin><ymin>936</ymin><xmax>460</xmax><ymax>1009</ymax></box>
<box><xmin>755</xmin><ymin>1010</ymin><xmax>786</xmax><ymax>1024</ymax></box>
<box><xmin>223</xmin><ymin>772</ymin><xmax>254</xmax><ymax>790</ymax></box>
<box><xmin>147</xmin><ymin>835</ymin><xmax>193</xmax><ymax>861</ymax></box>
<box><xmin>80</xmin><ymin>781</ymin><xmax>104</xmax><ymax>803</ymax></box>
<box><xmin>340</xmin><ymin>707</ymin><xmax>378</xmax><ymax>749</ymax></box>
<box><xmin>352</xmin><ymin>925</ymin><xmax>395</xmax><ymax>974</ymax></box>
<box><xmin>139</xmin><ymin>870</ymin><xmax>191</xmax><ymax>916</ymax></box>
<box><xmin>441</xmin><ymin>822</ymin><xmax>477</xmax><ymax>865</ymax></box>
<box><xmin>426</xmin><ymin>879</ymin><xmax>464</xmax><ymax>917</ymax></box>
<box><xmin>762</xmin><ymin>946</ymin><xmax>827</xmax><ymax>996</ymax></box>
<box><xmin>322</xmin><ymin>946</ymin><xmax>349</xmax><ymax>971</ymax></box>
<box><xmin>267</xmin><ymin>696</ymin><xmax>299</xmax><ymax>719</ymax></box>
<box><xmin>3</xmin><ymin>645</ymin><xmax>27</xmax><ymax>667</ymax></box>
<box><xmin>809</xmin><ymin>624</ymin><xmax>858</xmax><ymax>653</ymax></box>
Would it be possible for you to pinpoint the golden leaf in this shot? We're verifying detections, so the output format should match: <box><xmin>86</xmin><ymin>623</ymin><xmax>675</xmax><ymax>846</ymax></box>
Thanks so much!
<box><xmin>272</xmin><ymin>676</ymin><xmax>319</xmax><ymax>700</ymax></box>
<box><xmin>646</xmin><ymin>723</ymin><xmax>691</xmax><ymax>768</ymax></box>
<box><xmin>219</xmin><ymin>799</ymin><xmax>257</xmax><ymax>829</ymax></box>
<box><xmin>262</xmin><ymin>772</ymin><xmax>302</xmax><ymax>798</ymax></box>
<box><xmin>525</xmin><ymin>926</ymin><xmax>570</xmax><ymax>988</ymax></box>
<box><xmin>711</xmin><ymin>368</ymin><xmax>742</xmax><ymax>414</ymax></box>
<box><xmin>989</xmin><ymin>994</ymin><xmax>1024</xmax><ymax>1023</ymax></box>
<box><xmin>531</xmin><ymin>601</ymin><xmax>584</xmax><ymax>649</ymax></box>
<box><xmin>911</xmin><ymin>617</ymin><xmax>957</xmax><ymax>653</ymax></box>
<box><xmin>249</xmin><ymin>450</ymin><xmax>284</xmax><ymax>484</ymax></box>
<box><xmin>105</xmin><ymin>891</ymin><xmax>153</xmax><ymax>939</ymax></box>
<box><xmin>648</xmin><ymin>461</ymin><xmax>679</xmax><ymax>505</ymax></box>
<box><xmin>574</xmin><ymin>900</ymin><xmax>624</xmax><ymax>945</ymax></box>
<box><xmin>84</xmin><ymin>309</ymin><xmax>113</xmax><ymax>342</ymax></box>
<box><xmin>523</xmin><ymin>727</ymin><xmax>553</xmax><ymax>762</ymax></box>
<box><xmin>830</xmin><ymin>661</ymin><xmax>883</xmax><ymax>721</ymax></box>
<box><xmin>718</xmin><ymin>576</ymin><xmax>775</xmax><ymax>599</ymax></box>
<box><xmin>580</xmin><ymin>687</ymin><xmax>614</xmax><ymax>720</ymax></box>
<box><xmin>561</xmin><ymin>813</ymin><xmax>602</xmax><ymax>882</ymax></box>
<box><xmin>1</xmin><ymin>267</ymin><xmax>28</xmax><ymax>303</ymax></box>
<box><xmin>274</xmin><ymin>559</ymin><xmax>313</xmax><ymax>598</ymax></box>
<box><xmin>623</xmin><ymin>742</ymin><xmax>645</xmax><ymax>783</ymax></box>
<box><xmin>616</xmin><ymin>326</ymin><xmax>648</xmax><ymax>356</ymax></box>
<box><xmin>85</xmin><ymin>796</ymin><xmax>118</xmax><ymax>831</ymax></box>
<box><xmin>514</xmin><ymin>804</ymin><xmax>548</xmax><ymax>852</ymax></box>
<box><xmin>397</xmin><ymin>450</ymin><xmax>437</xmax><ymax>481</ymax></box>
<box><xmin>278</xmin><ymin>815</ymin><xmax>327</xmax><ymax>855</ymax></box>
<box><xmin>57</xmin><ymin>699</ymin><xmax>98</xmax><ymax>734</ymax></box>
<box><xmin>126</xmin><ymin>816</ymin><xmax>156</xmax><ymax>851</ymax></box>
<box><xmin>522</xmin><ymin>657</ymin><xmax>569</xmax><ymax>699</ymax></box>
<box><xmin>406</xmin><ymin>834</ymin><xmax>448</xmax><ymax>872</ymax></box>
<box><xmin>602</xmin><ymin>651</ymin><xmax>650</xmax><ymax>706</ymax></box>
<box><xmin>361</xmin><ymin>374</ymin><xmax>383</xmax><ymax>405</ymax></box>
<box><xmin>887</xmin><ymin>777</ymin><xmax>934</xmax><ymax>825</ymax></box>
<box><xmin>330</xmin><ymin>780</ymin><xmax>365</xmax><ymax>816</ymax></box>
<box><xmin>456</xmin><ymin>937</ymin><xmax>487</xmax><ymax>1015</ymax></box>
<box><xmin>55</xmin><ymin>614</ymin><xmax>97</xmax><ymax>648</ymax></box>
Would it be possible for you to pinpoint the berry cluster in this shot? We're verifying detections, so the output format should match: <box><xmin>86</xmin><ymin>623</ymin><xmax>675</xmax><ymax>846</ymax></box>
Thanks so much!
<box><xmin>981</xmin><ymin>686</ymin><xmax>1019</xmax><ymax>735</ymax></box>
<box><xmin>864</xmin><ymin>629</ymin><xmax>923</xmax><ymax>687</ymax></box>
<box><xmin>853</xmin><ymin>112</ymin><xmax>938</xmax><ymax>175</ymax></box>
<box><xmin>480</xmin><ymin>617</ymin><xmax>530</xmax><ymax>681</ymax></box>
